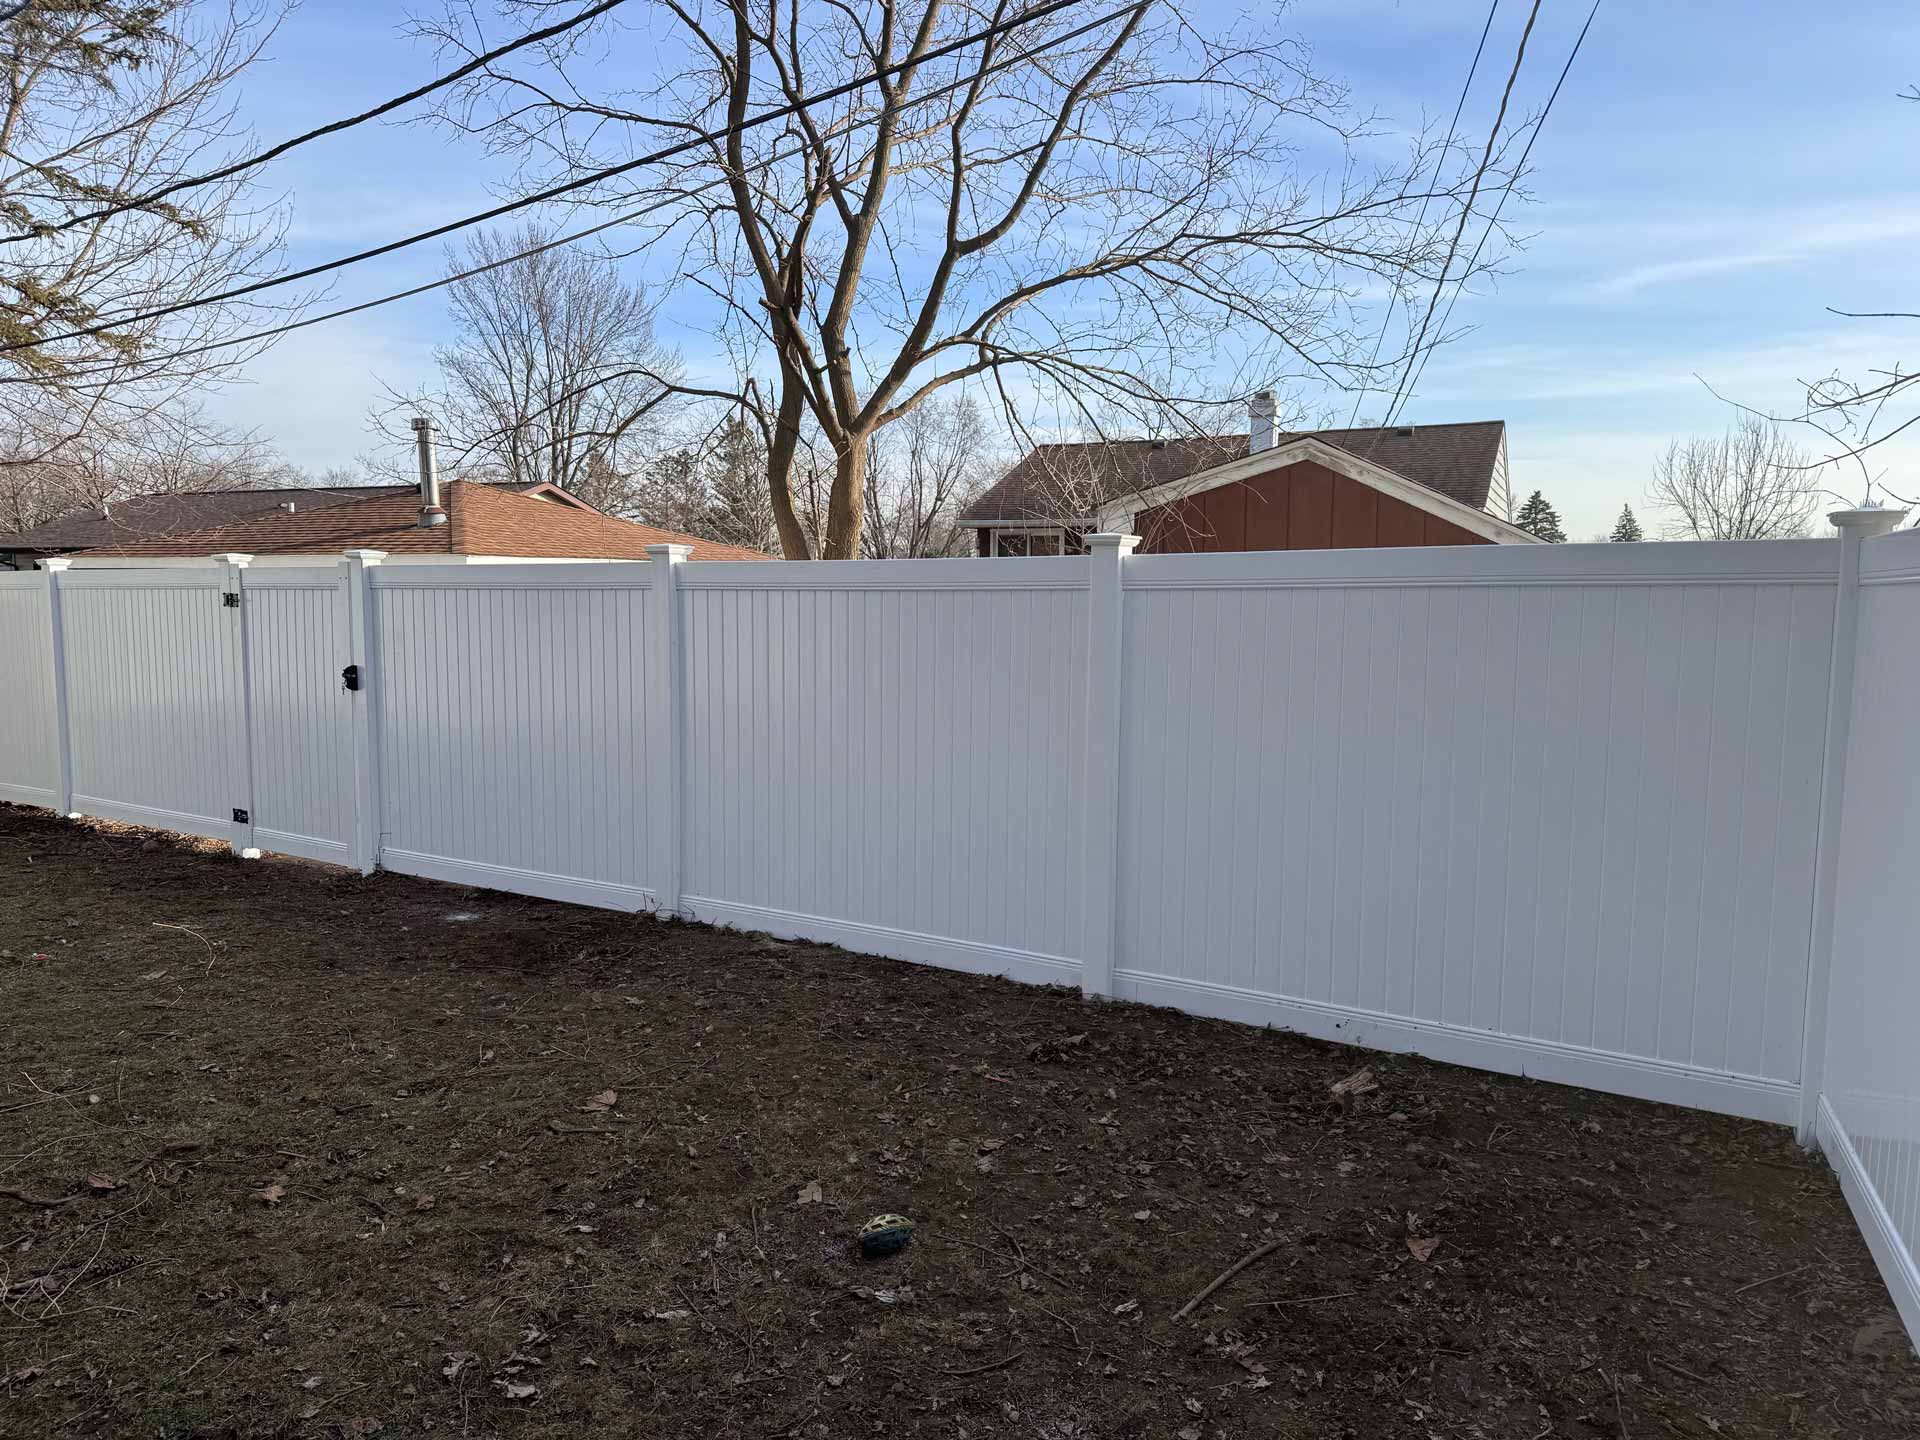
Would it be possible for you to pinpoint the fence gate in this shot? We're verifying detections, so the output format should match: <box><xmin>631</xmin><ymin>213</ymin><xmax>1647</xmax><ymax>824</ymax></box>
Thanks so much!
<box><xmin>37</xmin><ymin>562</ymin><xmax>357</xmax><ymax>863</ymax></box>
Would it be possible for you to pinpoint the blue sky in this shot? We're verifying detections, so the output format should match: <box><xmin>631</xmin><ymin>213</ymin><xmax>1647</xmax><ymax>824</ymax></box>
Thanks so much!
<box><xmin>205</xmin><ymin>0</ymin><xmax>1920</xmax><ymax>539</ymax></box>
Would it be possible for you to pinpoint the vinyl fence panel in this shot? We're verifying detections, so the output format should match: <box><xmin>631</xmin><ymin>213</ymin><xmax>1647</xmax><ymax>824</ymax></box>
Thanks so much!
<box><xmin>369</xmin><ymin>566</ymin><xmax>661</xmax><ymax>910</ymax></box>
<box><xmin>1821</xmin><ymin>525</ymin><xmax>1920</xmax><ymax>1344</ymax></box>
<box><xmin>0</xmin><ymin>572</ymin><xmax>58</xmax><ymax>808</ymax></box>
<box><xmin>242</xmin><ymin>567</ymin><xmax>357</xmax><ymax>865</ymax></box>
<box><xmin>58</xmin><ymin>569</ymin><xmax>248</xmax><ymax>848</ymax></box>
<box><xmin>1110</xmin><ymin>541</ymin><xmax>1838</xmax><ymax>1123</ymax></box>
<box><xmin>674</xmin><ymin>561</ymin><xmax>1089</xmax><ymax>983</ymax></box>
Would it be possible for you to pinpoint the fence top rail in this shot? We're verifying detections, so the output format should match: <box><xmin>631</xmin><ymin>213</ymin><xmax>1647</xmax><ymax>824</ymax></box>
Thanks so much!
<box><xmin>242</xmin><ymin>566</ymin><xmax>349</xmax><ymax>589</ymax></box>
<box><xmin>1123</xmin><ymin>536</ymin><xmax>1844</xmax><ymax>591</ymax></box>
<box><xmin>675</xmin><ymin>556</ymin><xmax>1087</xmax><ymax>591</ymax></box>
<box><xmin>0</xmin><ymin>570</ymin><xmax>45</xmax><ymax>589</ymax></box>
<box><xmin>56</xmin><ymin>568</ymin><xmax>228</xmax><ymax>591</ymax></box>
<box><xmin>368</xmin><ymin>561</ymin><xmax>654</xmax><ymax>591</ymax></box>
<box><xmin>1861</xmin><ymin>525</ymin><xmax>1920</xmax><ymax>584</ymax></box>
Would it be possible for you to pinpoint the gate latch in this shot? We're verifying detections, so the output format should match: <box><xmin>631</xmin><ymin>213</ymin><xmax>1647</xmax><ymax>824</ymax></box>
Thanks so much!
<box><xmin>232</xmin><ymin>808</ymin><xmax>249</xmax><ymax>825</ymax></box>
<box><xmin>340</xmin><ymin>663</ymin><xmax>361</xmax><ymax>693</ymax></box>
<box><xmin>222</xmin><ymin>592</ymin><xmax>240</xmax><ymax>608</ymax></box>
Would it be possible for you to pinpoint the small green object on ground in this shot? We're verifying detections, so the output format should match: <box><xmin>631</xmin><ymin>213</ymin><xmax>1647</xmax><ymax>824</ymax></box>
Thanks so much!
<box><xmin>859</xmin><ymin>1213</ymin><xmax>914</xmax><ymax>1258</ymax></box>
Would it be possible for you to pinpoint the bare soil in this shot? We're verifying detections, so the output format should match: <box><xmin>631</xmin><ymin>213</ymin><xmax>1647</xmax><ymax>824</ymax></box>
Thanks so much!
<box><xmin>0</xmin><ymin>802</ymin><xmax>1915</xmax><ymax>1439</ymax></box>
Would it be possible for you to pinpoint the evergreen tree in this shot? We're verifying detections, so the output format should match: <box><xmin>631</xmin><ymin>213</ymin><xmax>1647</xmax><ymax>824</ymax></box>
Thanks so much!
<box><xmin>1514</xmin><ymin>490</ymin><xmax>1568</xmax><ymax>543</ymax></box>
<box><xmin>1609</xmin><ymin>504</ymin><xmax>1644</xmax><ymax>542</ymax></box>
<box><xmin>705</xmin><ymin>417</ymin><xmax>779</xmax><ymax>554</ymax></box>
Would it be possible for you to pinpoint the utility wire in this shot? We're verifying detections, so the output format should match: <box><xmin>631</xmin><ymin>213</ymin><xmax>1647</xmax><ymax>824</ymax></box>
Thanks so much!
<box><xmin>1343</xmin><ymin>0</ymin><xmax>1499</xmax><ymax>431</ymax></box>
<box><xmin>0</xmin><ymin>0</ymin><xmax>628</xmax><ymax>247</ymax></box>
<box><xmin>0</xmin><ymin>0</ymin><xmax>1088</xmax><ymax>360</ymax></box>
<box><xmin>1365</xmin><ymin>0</ymin><xmax>1541</xmax><ymax>455</ymax></box>
<box><xmin>1386</xmin><ymin>0</ymin><xmax>1601</xmax><ymax>433</ymax></box>
<box><xmin>15</xmin><ymin>0</ymin><xmax>1147</xmax><ymax>389</ymax></box>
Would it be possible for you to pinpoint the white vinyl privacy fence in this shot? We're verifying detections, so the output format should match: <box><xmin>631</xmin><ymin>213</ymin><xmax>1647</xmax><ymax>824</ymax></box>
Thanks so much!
<box><xmin>0</xmin><ymin>524</ymin><xmax>1913</xmax><ymax>1343</ymax></box>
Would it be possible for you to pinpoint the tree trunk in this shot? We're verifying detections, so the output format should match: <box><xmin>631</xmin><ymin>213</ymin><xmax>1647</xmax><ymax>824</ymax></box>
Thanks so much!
<box><xmin>766</xmin><ymin>359</ymin><xmax>813</xmax><ymax>560</ymax></box>
<box><xmin>823</xmin><ymin>434</ymin><xmax>867</xmax><ymax>560</ymax></box>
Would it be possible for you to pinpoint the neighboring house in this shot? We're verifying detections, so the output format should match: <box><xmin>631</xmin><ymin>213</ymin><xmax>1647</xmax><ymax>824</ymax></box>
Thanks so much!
<box><xmin>67</xmin><ymin>479</ymin><xmax>768</xmax><ymax>566</ymax></box>
<box><xmin>0</xmin><ymin>480</ymin><xmax>601</xmax><ymax>571</ymax></box>
<box><xmin>961</xmin><ymin>396</ymin><xmax>1536</xmax><ymax>555</ymax></box>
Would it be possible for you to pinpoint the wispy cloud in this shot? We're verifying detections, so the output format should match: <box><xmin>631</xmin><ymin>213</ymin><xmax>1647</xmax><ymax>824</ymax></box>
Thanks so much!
<box><xmin>1564</xmin><ymin>202</ymin><xmax>1920</xmax><ymax>301</ymax></box>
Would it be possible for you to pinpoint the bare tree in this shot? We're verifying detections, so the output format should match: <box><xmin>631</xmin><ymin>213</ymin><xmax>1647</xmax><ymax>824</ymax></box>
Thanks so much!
<box><xmin>0</xmin><ymin>403</ymin><xmax>296</xmax><ymax>536</ymax></box>
<box><xmin>1647</xmin><ymin>416</ymin><xmax>1821</xmax><ymax>541</ymax></box>
<box><xmin>373</xmin><ymin>223</ymin><xmax>683</xmax><ymax>509</ymax></box>
<box><xmin>862</xmin><ymin>392</ymin><xmax>995</xmax><ymax>557</ymax></box>
<box><xmin>0</xmin><ymin>2</ymin><xmax>298</xmax><ymax>521</ymax></box>
<box><xmin>418</xmin><ymin>0</ymin><xmax>1519</xmax><ymax>557</ymax></box>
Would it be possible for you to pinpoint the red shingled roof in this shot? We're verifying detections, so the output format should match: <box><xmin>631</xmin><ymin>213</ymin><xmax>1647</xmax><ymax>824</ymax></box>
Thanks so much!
<box><xmin>80</xmin><ymin>481</ymin><xmax>771</xmax><ymax>562</ymax></box>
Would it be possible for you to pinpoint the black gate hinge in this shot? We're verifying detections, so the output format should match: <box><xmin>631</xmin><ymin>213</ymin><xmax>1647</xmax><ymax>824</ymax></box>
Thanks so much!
<box><xmin>232</xmin><ymin>808</ymin><xmax>249</xmax><ymax>825</ymax></box>
<box><xmin>340</xmin><ymin>663</ymin><xmax>361</xmax><ymax>692</ymax></box>
<box><xmin>222</xmin><ymin>591</ymin><xmax>240</xmax><ymax>608</ymax></box>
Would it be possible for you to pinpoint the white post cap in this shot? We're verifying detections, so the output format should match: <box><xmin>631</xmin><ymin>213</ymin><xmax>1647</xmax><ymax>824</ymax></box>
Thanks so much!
<box><xmin>209</xmin><ymin>552</ymin><xmax>254</xmax><ymax>567</ymax></box>
<box><xmin>41</xmin><ymin>557</ymin><xmax>73</xmax><ymax>572</ymax></box>
<box><xmin>1084</xmin><ymin>533</ymin><xmax>1141</xmax><ymax>553</ymax></box>
<box><xmin>645</xmin><ymin>543</ymin><xmax>693</xmax><ymax>562</ymax></box>
<box><xmin>342</xmin><ymin>548</ymin><xmax>388</xmax><ymax>563</ymax></box>
<box><xmin>1829</xmin><ymin>507</ymin><xmax>1909</xmax><ymax>538</ymax></box>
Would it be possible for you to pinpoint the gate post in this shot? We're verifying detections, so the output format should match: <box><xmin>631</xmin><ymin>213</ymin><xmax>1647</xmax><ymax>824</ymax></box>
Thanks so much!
<box><xmin>341</xmin><ymin>549</ymin><xmax>387</xmax><ymax>875</ymax></box>
<box><xmin>212</xmin><ymin>553</ymin><xmax>258</xmax><ymax>858</ymax></box>
<box><xmin>1079</xmin><ymin>533</ymin><xmax>1139</xmax><ymax>1000</ymax></box>
<box><xmin>1799</xmin><ymin>506</ymin><xmax>1908</xmax><ymax>1146</ymax></box>
<box><xmin>41</xmin><ymin>558</ymin><xmax>75</xmax><ymax>817</ymax></box>
<box><xmin>646</xmin><ymin>544</ymin><xmax>691</xmax><ymax>917</ymax></box>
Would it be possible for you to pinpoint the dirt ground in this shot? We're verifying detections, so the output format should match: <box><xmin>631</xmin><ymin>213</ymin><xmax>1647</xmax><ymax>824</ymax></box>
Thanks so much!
<box><xmin>0</xmin><ymin>805</ymin><xmax>1915</xmax><ymax>1440</ymax></box>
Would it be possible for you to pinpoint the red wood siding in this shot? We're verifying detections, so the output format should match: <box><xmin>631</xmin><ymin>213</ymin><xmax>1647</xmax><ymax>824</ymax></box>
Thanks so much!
<box><xmin>1135</xmin><ymin>458</ymin><xmax>1490</xmax><ymax>553</ymax></box>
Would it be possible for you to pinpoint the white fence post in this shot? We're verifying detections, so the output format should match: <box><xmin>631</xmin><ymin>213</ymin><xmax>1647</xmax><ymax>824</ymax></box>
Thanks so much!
<box><xmin>212</xmin><ymin>552</ymin><xmax>258</xmax><ymax>858</ymax></box>
<box><xmin>1079</xmin><ymin>533</ymin><xmax>1139</xmax><ymax>999</ymax></box>
<box><xmin>1798</xmin><ymin>506</ymin><xmax>1909</xmax><ymax>1146</ymax></box>
<box><xmin>41</xmin><ymin>558</ymin><xmax>75</xmax><ymax>817</ymax></box>
<box><xmin>341</xmin><ymin>549</ymin><xmax>387</xmax><ymax>876</ymax></box>
<box><xmin>646</xmin><ymin>544</ymin><xmax>691</xmax><ymax>916</ymax></box>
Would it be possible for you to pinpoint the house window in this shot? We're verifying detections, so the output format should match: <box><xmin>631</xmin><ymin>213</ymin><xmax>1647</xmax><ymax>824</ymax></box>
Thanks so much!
<box><xmin>990</xmin><ymin>528</ymin><xmax>1087</xmax><ymax>556</ymax></box>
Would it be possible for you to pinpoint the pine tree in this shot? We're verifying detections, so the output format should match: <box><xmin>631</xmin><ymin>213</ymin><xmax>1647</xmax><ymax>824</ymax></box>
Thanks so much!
<box><xmin>1609</xmin><ymin>504</ymin><xmax>1644</xmax><ymax>542</ymax></box>
<box><xmin>1514</xmin><ymin>490</ymin><xmax>1567</xmax><ymax>543</ymax></box>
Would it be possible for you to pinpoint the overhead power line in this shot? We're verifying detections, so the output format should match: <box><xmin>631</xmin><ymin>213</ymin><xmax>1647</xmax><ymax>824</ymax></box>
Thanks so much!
<box><xmin>1385</xmin><ymin>0</ymin><xmax>1602</xmax><ymax>434</ymax></box>
<box><xmin>0</xmin><ymin>0</ymin><xmax>1089</xmax><ymax>361</ymax></box>
<box><xmin>18</xmin><ymin>0</ymin><xmax>1136</xmax><ymax>395</ymax></box>
<box><xmin>1344</xmin><ymin>0</ymin><xmax>1500</xmax><ymax>431</ymax></box>
<box><xmin>1366</xmin><ymin>0</ymin><xmax>1542</xmax><ymax>453</ymax></box>
<box><xmin>12</xmin><ymin>0</ymin><xmax>1147</xmax><ymax>391</ymax></box>
<box><xmin>0</xmin><ymin>0</ymin><xmax>629</xmax><ymax>248</ymax></box>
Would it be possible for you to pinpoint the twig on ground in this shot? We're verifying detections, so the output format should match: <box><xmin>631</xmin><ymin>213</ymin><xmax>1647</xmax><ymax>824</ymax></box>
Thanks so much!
<box><xmin>301</xmin><ymin>1381</ymin><xmax>369</xmax><ymax>1419</ymax></box>
<box><xmin>939</xmin><ymin>1351</ymin><xmax>1021</xmax><ymax>1378</ymax></box>
<box><xmin>0</xmin><ymin>1184</ymin><xmax>78</xmax><ymax>1208</ymax></box>
<box><xmin>152</xmin><ymin>922</ymin><xmax>217</xmax><ymax>972</ymax></box>
<box><xmin>1173</xmin><ymin>1237</ymin><xmax>1287</xmax><ymax>1321</ymax></box>
<box><xmin>1734</xmin><ymin>1262</ymin><xmax>1810</xmax><ymax>1295</ymax></box>
<box><xmin>1652</xmin><ymin>1354</ymin><xmax>1709</xmax><ymax>1385</ymax></box>
<box><xmin>1250</xmin><ymin>1290</ymin><xmax>1356</xmax><ymax>1308</ymax></box>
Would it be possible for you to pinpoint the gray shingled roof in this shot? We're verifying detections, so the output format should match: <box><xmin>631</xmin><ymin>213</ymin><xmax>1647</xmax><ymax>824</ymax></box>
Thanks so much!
<box><xmin>0</xmin><ymin>486</ymin><xmax>410</xmax><ymax>555</ymax></box>
<box><xmin>960</xmin><ymin>421</ymin><xmax>1507</xmax><ymax>525</ymax></box>
<box><xmin>0</xmin><ymin>481</ymin><xmax>577</xmax><ymax>556</ymax></box>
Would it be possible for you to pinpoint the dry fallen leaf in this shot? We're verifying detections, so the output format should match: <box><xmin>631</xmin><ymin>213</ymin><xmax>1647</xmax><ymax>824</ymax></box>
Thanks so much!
<box><xmin>441</xmin><ymin>1354</ymin><xmax>472</xmax><ymax>1381</ymax></box>
<box><xmin>1329</xmin><ymin>1067</ymin><xmax>1379</xmax><ymax>1099</ymax></box>
<box><xmin>345</xmin><ymin>1420</ymin><xmax>383</xmax><ymax>1437</ymax></box>
<box><xmin>492</xmin><ymin>1379</ymin><xmax>538</xmax><ymax>1401</ymax></box>
<box><xmin>1406</xmin><ymin>1235</ymin><xmax>1442</xmax><ymax>1263</ymax></box>
<box><xmin>796</xmin><ymin>1179</ymin><xmax>823</xmax><ymax>1205</ymax></box>
<box><xmin>580</xmin><ymin>1089</ymin><xmax>618</xmax><ymax>1113</ymax></box>
<box><xmin>254</xmin><ymin>1182</ymin><xmax>287</xmax><ymax>1205</ymax></box>
<box><xmin>414</xmin><ymin>1194</ymin><xmax>435</xmax><ymax>1212</ymax></box>
<box><xmin>84</xmin><ymin>1173</ymin><xmax>118</xmax><ymax>1192</ymax></box>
